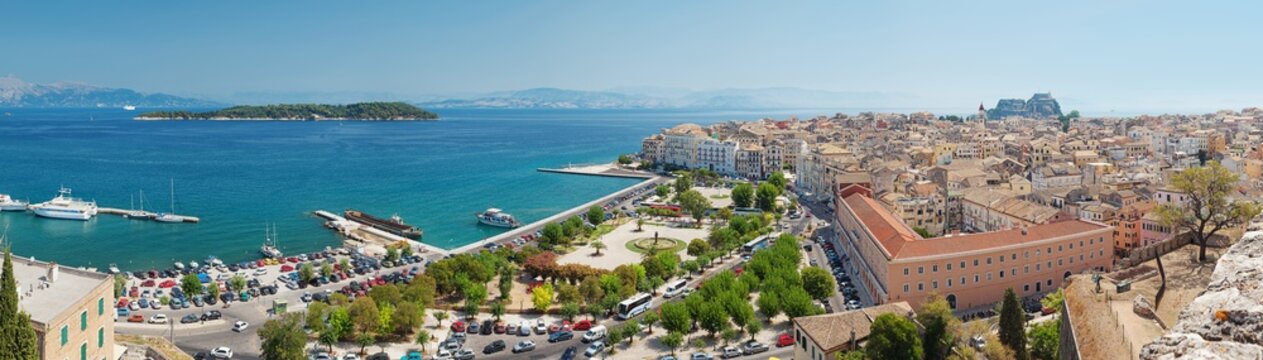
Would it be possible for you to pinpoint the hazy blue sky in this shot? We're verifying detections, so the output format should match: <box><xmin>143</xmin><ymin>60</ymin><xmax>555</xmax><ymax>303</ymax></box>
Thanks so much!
<box><xmin>1</xmin><ymin>0</ymin><xmax>1259</xmax><ymax>110</ymax></box>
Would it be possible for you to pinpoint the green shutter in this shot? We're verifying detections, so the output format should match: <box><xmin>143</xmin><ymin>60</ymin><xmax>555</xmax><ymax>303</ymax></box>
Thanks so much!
<box><xmin>81</xmin><ymin>311</ymin><xmax>88</xmax><ymax>330</ymax></box>
<box><xmin>98</xmin><ymin>298</ymin><xmax>104</xmax><ymax>315</ymax></box>
<box><xmin>81</xmin><ymin>343</ymin><xmax>87</xmax><ymax>360</ymax></box>
<box><xmin>61</xmin><ymin>325</ymin><xmax>68</xmax><ymax>346</ymax></box>
<box><xmin>98</xmin><ymin>328</ymin><xmax>104</xmax><ymax>347</ymax></box>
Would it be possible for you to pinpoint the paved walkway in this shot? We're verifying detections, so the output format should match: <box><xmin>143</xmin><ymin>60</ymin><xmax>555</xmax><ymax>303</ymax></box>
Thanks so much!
<box><xmin>559</xmin><ymin>222</ymin><xmax>707</xmax><ymax>270</ymax></box>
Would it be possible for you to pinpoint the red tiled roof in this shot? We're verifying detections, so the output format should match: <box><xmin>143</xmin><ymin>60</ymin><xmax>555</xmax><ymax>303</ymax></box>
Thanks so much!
<box><xmin>842</xmin><ymin>193</ymin><xmax>922</xmax><ymax>258</ymax></box>
<box><xmin>841</xmin><ymin>193</ymin><xmax>1110</xmax><ymax>260</ymax></box>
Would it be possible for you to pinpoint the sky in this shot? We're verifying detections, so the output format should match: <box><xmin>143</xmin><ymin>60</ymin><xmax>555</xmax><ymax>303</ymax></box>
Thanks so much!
<box><xmin>1</xmin><ymin>0</ymin><xmax>1260</xmax><ymax>111</ymax></box>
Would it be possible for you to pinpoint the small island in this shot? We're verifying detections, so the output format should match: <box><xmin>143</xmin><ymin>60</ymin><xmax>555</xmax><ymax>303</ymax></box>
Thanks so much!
<box><xmin>135</xmin><ymin>102</ymin><xmax>439</xmax><ymax>121</ymax></box>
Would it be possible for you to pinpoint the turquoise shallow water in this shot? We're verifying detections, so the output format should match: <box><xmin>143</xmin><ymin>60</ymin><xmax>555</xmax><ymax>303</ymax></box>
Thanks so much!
<box><xmin>0</xmin><ymin>108</ymin><xmax>817</xmax><ymax>271</ymax></box>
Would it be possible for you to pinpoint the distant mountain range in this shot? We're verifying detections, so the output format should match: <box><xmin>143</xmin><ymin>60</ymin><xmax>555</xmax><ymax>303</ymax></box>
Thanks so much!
<box><xmin>418</xmin><ymin>87</ymin><xmax>919</xmax><ymax>110</ymax></box>
<box><xmin>0</xmin><ymin>76</ymin><xmax>221</xmax><ymax>108</ymax></box>
<box><xmin>0</xmin><ymin>76</ymin><xmax>928</xmax><ymax>110</ymax></box>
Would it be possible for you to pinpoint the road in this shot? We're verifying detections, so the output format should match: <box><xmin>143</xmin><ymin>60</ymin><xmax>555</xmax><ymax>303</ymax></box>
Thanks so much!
<box><xmin>796</xmin><ymin>195</ymin><xmax>876</xmax><ymax>311</ymax></box>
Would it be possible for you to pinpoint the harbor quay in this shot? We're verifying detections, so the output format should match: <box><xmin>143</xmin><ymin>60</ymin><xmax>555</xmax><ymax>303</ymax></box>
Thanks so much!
<box><xmin>449</xmin><ymin>170</ymin><xmax>663</xmax><ymax>254</ymax></box>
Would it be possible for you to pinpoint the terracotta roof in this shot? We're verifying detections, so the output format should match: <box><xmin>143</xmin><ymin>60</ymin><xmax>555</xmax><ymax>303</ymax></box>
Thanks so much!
<box><xmin>842</xmin><ymin>193</ymin><xmax>1110</xmax><ymax>260</ymax></box>
<box><xmin>792</xmin><ymin>302</ymin><xmax>915</xmax><ymax>353</ymax></box>
<box><xmin>842</xmin><ymin>193</ymin><xmax>922</xmax><ymax>258</ymax></box>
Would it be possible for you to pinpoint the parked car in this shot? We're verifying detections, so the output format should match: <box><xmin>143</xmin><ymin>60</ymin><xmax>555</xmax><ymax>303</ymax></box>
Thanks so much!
<box><xmin>466</xmin><ymin>320</ymin><xmax>480</xmax><ymax>334</ymax></box>
<box><xmin>777</xmin><ymin>333</ymin><xmax>795</xmax><ymax>347</ymax></box>
<box><xmin>232</xmin><ymin>321</ymin><xmax>249</xmax><ymax>332</ymax></box>
<box><xmin>720</xmin><ymin>346</ymin><xmax>742</xmax><ymax>359</ymax></box>
<box><xmin>690</xmin><ymin>352</ymin><xmax>714</xmax><ymax>360</ymax></box>
<box><xmin>480</xmin><ymin>320</ymin><xmax>493</xmax><ymax>335</ymax></box>
<box><xmin>512</xmin><ymin>340</ymin><xmax>537</xmax><ymax>353</ymax></box>
<box><xmin>482</xmin><ymin>340</ymin><xmax>506</xmax><ymax>354</ymax></box>
<box><xmin>548</xmin><ymin>331</ymin><xmax>575</xmax><ymax>343</ymax></box>
<box><xmin>127</xmin><ymin>314</ymin><xmax>144</xmax><ymax>323</ymax></box>
<box><xmin>180</xmin><ymin>314</ymin><xmax>199</xmax><ymax>324</ymax></box>
<box><xmin>534</xmin><ymin>319</ymin><xmax>547</xmax><ymax>334</ymax></box>
<box><xmin>517</xmin><ymin>321</ymin><xmax>531</xmax><ymax>336</ymax></box>
<box><xmin>741</xmin><ymin>340</ymin><xmax>769</xmax><ymax>355</ymax></box>
<box><xmin>450</xmin><ymin>321</ymin><xmax>466</xmax><ymax>333</ymax></box>
<box><xmin>494</xmin><ymin>322</ymin><xmax>507</xmax><ymax>334</ymax></box>
<box><xmin>148</xmin><ymin>314</ymin><xmax>168</xmax><ymax>324</ymax></box>
<box><xmin>210</xmin><ymin>347</ymin><xmax>233</xmax><ymax>359</ymax></box>
<box><xmin>561</xmin><ymin>346</ymin><xmax>577</xmax><ymax>360</ymax></box>
<box><xmin>584</xmin><ymin>341</ymin><xmax>606</xmax><ymax>357</ymax></box>
<box><xmin>452</xmin><ymin>349</ymin><xmax>474</xmax><ymax>360</ymax></box>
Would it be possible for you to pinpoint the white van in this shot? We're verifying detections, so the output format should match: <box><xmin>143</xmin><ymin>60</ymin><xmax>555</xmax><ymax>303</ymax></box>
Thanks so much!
<box><xmin>663</xmin><ymin>279</ymin><xmax>688</xmax><ymax>298</ymax></box>
<box><xmin>582</xmin><ymin>325</ymin><xmax>607</xmax><ymax>343</ymax></box>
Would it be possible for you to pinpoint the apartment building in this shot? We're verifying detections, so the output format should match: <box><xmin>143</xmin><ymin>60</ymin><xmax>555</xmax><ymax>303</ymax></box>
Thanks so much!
<box><xmin>13</xmin><ymin>258</ymin><xmax>116</xmax><ymax>360</ymax></box>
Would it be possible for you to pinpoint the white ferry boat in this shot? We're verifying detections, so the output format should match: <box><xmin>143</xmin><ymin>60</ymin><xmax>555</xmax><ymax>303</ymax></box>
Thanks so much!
<box><xmin>29</xmin><ymin>187</ymin><xmax>98</xmax><ymax>220</ymax></box>
<box><xmin>0</xmin><ymin>194</ymin><xmax>28</xmax><ymax>211</ymax></box>
<box><xmin>476</xmin><ymin>208</ymin><xmax>521</xmax><ymax>228</ymax></box>
<box><xmin>123</xmin><ymin>105</ymin><xmax>136</xmax><ymax>111</ymax></box>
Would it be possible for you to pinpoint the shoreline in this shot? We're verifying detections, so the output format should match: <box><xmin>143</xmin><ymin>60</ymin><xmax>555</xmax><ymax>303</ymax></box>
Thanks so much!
<box><xmin>449</xmin><ymin>172</ymin><xmax>661</xmax><ymax>254</ymax></box>
<box><xmin>133</xmin><ymin>117</ymin><xmax>438</xmax><ymax>121</ymax></box>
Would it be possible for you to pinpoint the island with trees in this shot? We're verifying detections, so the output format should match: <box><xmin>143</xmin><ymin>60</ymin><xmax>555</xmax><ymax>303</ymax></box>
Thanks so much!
<box><xmin>134</xmin><ymin>102</ymin><xmax>439</xmax><ymax>121</ymax></box>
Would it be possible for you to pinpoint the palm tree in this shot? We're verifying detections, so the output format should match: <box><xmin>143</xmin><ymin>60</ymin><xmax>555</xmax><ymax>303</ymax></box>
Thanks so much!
<box><xmin>432</xmin><ymin>311</ymin><xmax>448</xmax><ymax>328</ymax></box>
<box><xmin>591</xmin><ymin>240</ymin><xmax>606</xmax><ymax>256</ymax></box>
<box><xmin>415</xmin><ymin>329</ymin><xmax>431</xmax><ymax>354</ymax></box>
<box><xmin>636</xmin><ymin>217</ymin><xmax>645</xmax><ymax>232</ymax></box>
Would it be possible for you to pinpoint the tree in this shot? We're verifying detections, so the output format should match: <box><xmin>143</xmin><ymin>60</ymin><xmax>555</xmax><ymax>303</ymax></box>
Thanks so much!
<box><xmin>618</xmin><ymin>154</ymin><xmax>634</xmax><ymax>165</ymax></box>
<box><xmin>532</xmin><ymin>283</ymin><xmax>555</xmax><ymax>313</ymax></box>
<box><xmin>744</xmin><ymin>320</ymin><xmax>762</xmax><ymax>341</ymax></box>
<box><xmin>415</xmin><ymin>329</ymin><xmax>431</xmax><ymax>353</ymax></box>
<box><xmin>780</xmin><ymin>288</ymin><xmax>821</xmax><ymax>319</ymax></box>
<box><xmin>404</xmin><ymin>274</ymin><xmax>437</xmax><ymax>308</ymax></box>
<box><xmin>756</xmin><ymin>183</ymin><xmax>781</xmax><ymax>212</ymax></box>
<box><xmin>356</xmin><ymin>333</ymin><xmax>374</xmax><ymax>356</ymax></box>
<box><xmin>998</xmin><ymin>288</ymin><xmax>1029</xmax><ymax>360</ymax></box>
<box><xmin>865</xmin><ymin>313</ymin><xmax>923</xmax><ymax>360</ymax></box>
<box><xmin>642</xmin><ymin>310</ymin><xmax>660</xmax><ymax>335</ymax></box>
<box><xmin>678</xmin><ymin>189</ymin><xmax>712</xmax><ymax>226</ymax></box>
<box><xmin>113</xmin><ymin>273</ymin><xmax>128</xmax><ymax>297</ymax></box>
<box><xmin>687</xmin><ymin>238</ymin><xmax>711</xmax><ymax>256</ymax></box>
<box><xmin>580</xmin><ymin>276</ymin><xmax>605</xmax><ymax>306</ymax></box>
<box><xmin>767</xmin><ymin>171</ymin><xmax>787</xmax><ymax>192</ymax></box>
<box><xmin>541</xmin><ymin>222</ymin><xmax>566</xmax><ymax>249</ymax></box>
<box><xmin>561</xmin><ymin>302</ymin><xmax>581</xmax><ymax>321</ymax></box>
<box><xmin>1027</xmin><ymin>320</ymin><xmax>1060</xmax><ymax>360</ymax></box>
<box><xmin>349</xmin><ymin>297</ymin><xmax>380</xmax><ymax>338</ymax></box>
<box><xmin>306</xmin><ymin>302</ymin><xmax>329</xmax><ymax>333</ymax></box>
<box><xmin>661</xmin><ymin>332</ymin><xmax>685</xmax><ymax>355</ymax></box>
<box><xmin>490</xmin><ymin>300</ymin><xmax>506</xmax><ymax>321</ymax></box>
<box><xmin>732</xmin><ymin>183</ymin><xmax>755</xmax><ymax>208</ymax></box>
<box><xmin>376</xmin><ymin>304</ymin><xmax>395</xmax><ymax>340</ymax></box>
<box><xmin>1</xmin><ymin>247</ymin><xmax>39</xmax><ymax>359</ymax></box>
<box><xmin>757</xmin><ymin>291</ymin><xmax>781</xmax><ymax>320</ymax></box>
<box><xmin>656</xmin><ymin>185</ymin><xmax>671</xmax><ymax>199</ymax></box>
<box><xmin>697</xmin><ymin>302</ymin><xmax>730</xmax><ymax>337</ymax></box>
<box><xmin>207</xmin><ymin>284</ymin><xmax>221</xmax><ymax>304</ymax></box>
<box><xmin>674</xmin><ymin>172</ymin><xmax>693</xmax><ymax>195</ymax></box>
<box><xmin>369</xmin><ymin>285</ymin><xmax>403</xmax><ymax>307</ymax></box>
<box><xmin>497</xmin><ymin>268</ymin><xmax>514</xmax><ymax>300</ymax></box>
<box><xmin>636</xmin><ymin>217</ymin><xmax>645</xmax><ymax>232</ymax></box>
<box><xmin>431</xmin><ymin>311</ymin><xmax>448</xmax><ymax>327</ymax></box>
<box><xmin>228</xmin><ymin>275</ymin><xmax>247</xmax><ymax>294</ymax></box>
<box><xmin>556</xmin><ymin>283</ymin><xmax>581</xmax><ymax>304</ymax></box>
<box><xmin>181</xmin><ymin>273</ymin><xmax>203</xmax><ymax>297</ymax></box>
<box><xmin>660</xmin><ymin>302</ymin><xmax>692</xmax><ymax>334</ymax></box>
<box><xmin>1040</xmin><ymin>288</ymin><xmax>1065</xmax><ymax>314</ymax></box>
<box><xmin>722</xmin><ymin>328</ymin><xmax>740</xmax><ymax>347</ymax></box>
<box><xmin>800</xmin><ymin>267</ymin><xmax>835</xmax><ymax>302</ymax></box>
<box><xmin>299</xmin><ymin>263</ymin><xmax>316</xmax><ymax>285</ymax></box>
<box><xmin>1155</xmin><ymin>161</ymin><xmax>1260</xmax><ymax>263</ymax></box>
<box><xmin>258</xmin><ymin>313</ymin><xmax>307</xmax><ymax>360</ymax></box>
<box><xmin>328</xmin><ymin>307</ymin><xmax>352</xmax><ymax>341</ymax></box>
<box><xmin>587</xmin><ymin>206</ymin><xmax>606</xmax><ymax>226</ymax></box>
<box><xmin>321</xmin><ymin>263</ymin><xmax>335</xmax><ymax>278</ymax></box>
<box><xmin>912</xmin><ymin>226</ymin><xmax>934</xmax><ymax>238</ymax></box>
<box><xmin>591</xmin><ymin>240</ymin><xmax>606</xmax><ymax>256</ymax></box>
<box><xmin>918</xmin><ymin>295</ymin><xmax>960</xmax><ymax>360</ymax></box>
<box><xmin>393</xmin><ymin>302</ymin><xmax>424</xmax><ymax>335</ymax></box>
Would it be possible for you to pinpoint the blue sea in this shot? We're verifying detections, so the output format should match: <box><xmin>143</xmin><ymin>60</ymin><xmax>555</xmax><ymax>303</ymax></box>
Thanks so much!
<box><xmin>0</xmin><ymin>108</ymin><xmax>824</xmax><ymax>271</ymax></box>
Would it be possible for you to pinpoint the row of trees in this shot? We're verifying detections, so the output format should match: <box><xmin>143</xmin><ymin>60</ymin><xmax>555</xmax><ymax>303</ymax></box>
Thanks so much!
<box><xmin>731</xmin><ymin>171</ymin><xmax>787</xmax><ymax>213</ymax></box>
<box><xmin>861</xmin><ymin>288</ymin><xmax>1065</xmax><ymax>360</ymax></box>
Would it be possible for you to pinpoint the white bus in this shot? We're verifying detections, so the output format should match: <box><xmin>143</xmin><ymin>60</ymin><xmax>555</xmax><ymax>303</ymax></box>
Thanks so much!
<box><xmin>663</xmin><ymin>279</ymin><xmax>688</xmax><ymax>298</ymax></box>
<box><xmin>616</xmin><ymin>293</ymin><xmax>653</xmax><ymax>320</ymax></box>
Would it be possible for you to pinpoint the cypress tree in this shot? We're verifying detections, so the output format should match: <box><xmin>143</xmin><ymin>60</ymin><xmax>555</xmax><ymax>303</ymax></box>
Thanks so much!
<box><xmin>998</xmin><ymin>288</ymin><xmax>1029</xmax><ymax>360</ymax></box>
<box><xmin>1</xmin><ymin>246</ymin><xmax>41</xmax><ymax>360</ymax></box>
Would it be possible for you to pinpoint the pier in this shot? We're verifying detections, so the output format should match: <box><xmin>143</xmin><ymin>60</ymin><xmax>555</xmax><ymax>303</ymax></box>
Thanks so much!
<box><xmin>314</xmin><ymin>210</ymin><xmax>450</xmax><ymax>256</ymax></box>
<box><xmin>450</xmin><ymin>174</ymin><xmax>663</xmax><ymax>254</ymax></box>
<box><xmin>97</xmin><ymin>207</ymin><xmax>200</xmax><ymax>223</ymax></box>
<box><xmin>536</xmin><ymin>163</ymin><xmax>656</xmax><ymax>179</ymax></box>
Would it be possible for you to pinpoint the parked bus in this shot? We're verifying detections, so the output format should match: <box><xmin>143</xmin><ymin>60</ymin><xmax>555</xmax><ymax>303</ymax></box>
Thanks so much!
<box><xmin>742</xmin><ymin>235</ymin><xmax>770</xmax><ymax>253</ymax></box>
<box><xmin>616</xmin><ymin>293</ymin><xmax>653</xmax><ymax>320</ymax></box>
<box><xmin>663</xmin><ymin>279</ymin><xmax>688</xmax><ymax>298</ymax></box>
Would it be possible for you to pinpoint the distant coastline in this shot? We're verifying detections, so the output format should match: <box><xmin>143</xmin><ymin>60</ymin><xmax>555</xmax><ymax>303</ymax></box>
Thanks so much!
<box><xmin>134</xmin><ymin>102</ymin><xmax>439</xmax><ymax>121</ymax></box>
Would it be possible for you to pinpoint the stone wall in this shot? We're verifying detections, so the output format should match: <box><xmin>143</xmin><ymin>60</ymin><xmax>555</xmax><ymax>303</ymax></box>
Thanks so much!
<box><xmin>1139</xmin><ymin>229</ymin><xmax>1263</xmax><ymax>359</ymax></box>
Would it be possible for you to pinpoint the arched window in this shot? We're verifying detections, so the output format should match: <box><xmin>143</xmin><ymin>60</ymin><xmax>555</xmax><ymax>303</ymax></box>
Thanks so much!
<box><xmin>946</xmin><ymin>294</ymin><xmax>957</xmax><ymax>310</ymax></box>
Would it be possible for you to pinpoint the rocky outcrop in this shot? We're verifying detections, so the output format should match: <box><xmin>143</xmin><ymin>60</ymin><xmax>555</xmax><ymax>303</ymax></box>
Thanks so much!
<box><xmin>985</xmin><ymin>93</ymin><xmax>1063</xmax><ymax>119</ymax></box>
<box><xmin>1139</xmin><ymin>229</ymin><xmax>1263</xmax><ymax>359</ymax></box>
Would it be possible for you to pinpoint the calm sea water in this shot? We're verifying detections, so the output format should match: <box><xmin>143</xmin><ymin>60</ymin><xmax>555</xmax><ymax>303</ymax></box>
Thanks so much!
<box><xmin>0</xmin><ymin>108</ymin><xmax>823</xmax><ymax>271</ymax></box>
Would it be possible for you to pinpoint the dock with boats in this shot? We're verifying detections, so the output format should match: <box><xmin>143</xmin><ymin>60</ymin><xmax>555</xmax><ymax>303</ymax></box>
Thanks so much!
<box><xmin>314</xmin><ymin>210</ymin><xmax>449</xmax><ymax>256</ymax></box>
<box><xmin>98</xmin><ymin>208</ymin><xmax>200</xmax><ymax>223</ymax></box>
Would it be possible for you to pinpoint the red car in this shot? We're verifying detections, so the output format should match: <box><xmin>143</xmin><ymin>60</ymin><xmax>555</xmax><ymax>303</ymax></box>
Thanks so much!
<box><xmin>116</xmin><ymin>298</ymin><xmax>130</xmax><ymax>308</ymax></box>
<box><xmin>158</xmin><ymin>279</ymin><xmax>177</xmax><ymax>288</ymax></box>
<box><xmin>777</xmin><ymin>333</ymin><xmax>794</xmax><ymax>347</ymax></box>
<box><xmin>140</xmin><ymin>279</ymin><xmax>156</xmax><ymax>287</ymax></box>
<box><xmin>281</xmin><ymin>265</ymin><xmax>294</xmax><ymax>272</ymax></box>
<box><xmin>127</xmin><ymin>314</ymin><xmax>144</xmax><ymax>323</ymax></box>
<box><xmin>494</xmin><ymin>322</ymin><xmax>507</xmax><ymax>334</ymax></box>
<box><xmin>129</xmin><ymin>287</ymin><xmax>140</xmax><ymax>298</ymax></box>
<box><xmin>573</xmin><ymin>320</ymin><xmax>592</xmax><ymax>331</ymax></box>
<box><xmin>450</xmin><ymin>321</ymin><xmax>466</xmax><ymax>333</ymax></box>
